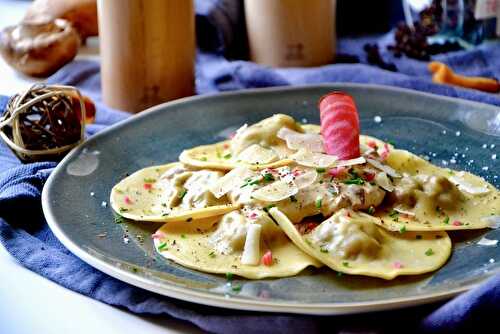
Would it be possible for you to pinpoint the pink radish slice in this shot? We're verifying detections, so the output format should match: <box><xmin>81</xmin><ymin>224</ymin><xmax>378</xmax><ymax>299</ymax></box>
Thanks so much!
<box><xmin>319</xmin><ymin>92</ymin><xmax>360</xmax><ymax>160</ymax></box>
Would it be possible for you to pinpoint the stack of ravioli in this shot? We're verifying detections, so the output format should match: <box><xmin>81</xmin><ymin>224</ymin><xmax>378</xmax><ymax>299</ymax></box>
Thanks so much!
<box><xmin>110</xmin><ymin>114</ymin><xmax>499</xmax><ymax>280</ymax></box>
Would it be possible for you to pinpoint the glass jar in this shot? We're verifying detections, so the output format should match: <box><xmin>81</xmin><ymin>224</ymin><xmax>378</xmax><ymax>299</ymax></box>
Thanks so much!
<box><xmin>403</xmin><ymin>0</ymin><xmax>495</xmax><ymax>47</ymax></box>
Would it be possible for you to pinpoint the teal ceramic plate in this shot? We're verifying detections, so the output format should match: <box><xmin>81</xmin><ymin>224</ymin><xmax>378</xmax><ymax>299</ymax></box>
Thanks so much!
<box><xmin>42</xmin><ymin>84</ymin><xmax>500</xmax><ymax>315</ymax></box>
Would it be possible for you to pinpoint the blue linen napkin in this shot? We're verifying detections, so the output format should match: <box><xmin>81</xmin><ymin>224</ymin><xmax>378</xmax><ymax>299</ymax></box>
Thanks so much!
<box><xmin>1</xmin><ymin>3</ymin><xmax>500</xmax><ymax>334</ymax></box>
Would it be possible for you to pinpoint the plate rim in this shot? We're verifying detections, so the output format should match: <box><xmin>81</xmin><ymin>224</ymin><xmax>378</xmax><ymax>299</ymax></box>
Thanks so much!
<box><xmin>42</xmin><ymin>83</ymin><xmax>500</xmax><ymax>315</ymax></box>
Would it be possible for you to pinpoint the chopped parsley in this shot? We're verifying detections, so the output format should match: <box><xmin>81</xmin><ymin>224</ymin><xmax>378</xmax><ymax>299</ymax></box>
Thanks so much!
<box><xmin>343</xmin><ymin>177</ymin><xmax>365</xmax><ymax>185</ymax></box>
<box><xmin>223</xmin><ymin>153</ymin><xmax>232</xmax><ymax>159</ymax></box>
<box><xmin>119</xmin><ymin>207</ymin><xmax>129</xmax><ymax>213</ymax></box>
<box><xmin>425</xmin><ymin>248</ymin><xmax>434</xmax><ymax>256</ymax></box>
<box><xmin>399</xmin><ymin>225</ymin><xmax>407</xmax><ymax>234</ymax></box>
<box><xmin>181</xmin><ymin>234</ymin><xmax>186</xmax><ymax>239</ymax></box>
<box><xmin>343</xmin><ymin>172</ymin><xmax>365</xmax><ymax>185</ymax></box>
<box><xmin>143</xmin><ymin>177</ymin><xmax>157</xmax><ymax>183</ymax></box>
<box><xmin>249</xmin><ymin>179</ymin><xmax>261</xmax><ymax>186</ymax></box>
<box><xmin>316</xmin><ymin>167</ymin><xmax>326</xmax><ymax>173</ymax></box>
<box><xmin>389</xmin><ymin>210</ymin><xmax>399</xmax><ymax>218</ymax></box>
<box><xmin>226</xmin><ymin>272</ymin><xmax>233</xmax><ymax>281</ymax></box>
<box><xmin>320</xmin><ymin>247</ymin><xmax>328</xmax><ymax>253</ymax></box>
<box><xmin>208</xmin><ymin>251</ymin><xmax>216</xmax><ymax>258</ymax></box>
<box><xmin>231</xmin><ymin>284</ymin><xmax>242</xmax><ymax>292</ymax></box>
<box><xmin>336</xmin><ymin>272</ymin><xmax>343</xmax><ymax>277</ymax></box>
<box><xmin>315</xmin><ymin>197</ymin><xmax>323</xmax><ymax>209</ymax></box>
<box><xmin>443</xmin><ymin>216</ymin><xmax>450</xmax><ymax>225</ymax></box>
<box><xmin>241</xmin><ymin>178</ymin><xmax>261</xmax><ymax>188</ymax></box>
<box><xmin>114</xmin><ymin>214</ymin><xmax>125</xmax><ymax>224</ymax></box>
<box><xmin>178</xmin><ymin>188</ymin><xmax>187</xmax><ymax>199</ymax></box>
<box><xmin>367</xmin><ymin>206</ymin><xmax>375</xmax><ymax>214</ymax></box>
<box><xmin>263</xmin><ymin>173</ymin><xmax>275</xmax><ymax>182</ymax></box>
<box><xmin>157</xmin><ymin>242</ymin><xmax>168</xmax><ymax>251</ymax></box>
<box><xmin>200</xmin><ymin>157</ymin><xmax>208</xmax><ymax>161</ymax></box>
<box><xmin>389</xmin><ymin>210</ymin><xmax>400</xmax><ymax>222</ymax></box>
<box><xmin>342</xmin><ymin>261</ymin><xmax>349</xmax><ymax>267</ymax></box>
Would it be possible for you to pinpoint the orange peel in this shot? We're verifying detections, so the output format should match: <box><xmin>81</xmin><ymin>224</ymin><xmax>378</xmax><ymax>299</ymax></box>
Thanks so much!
<box><xmin>428</xmin><ymin>61</ymin><xmax>500</xmax><ymax>93</ymax></box>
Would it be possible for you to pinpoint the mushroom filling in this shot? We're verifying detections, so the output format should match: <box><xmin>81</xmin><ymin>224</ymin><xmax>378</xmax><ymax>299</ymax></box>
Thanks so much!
<box><xmin>388</xmin><ymin>174</ymin><xmax>463</xmax><ymax>217</ymax></box>
<box><xmin>309</xmin><ymin>209</ymin><xmax>383</xmax><ymax>260</ymax></box>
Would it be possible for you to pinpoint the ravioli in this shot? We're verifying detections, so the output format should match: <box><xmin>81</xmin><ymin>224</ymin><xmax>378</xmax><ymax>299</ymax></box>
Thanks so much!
<box><xmin>302</xmin><ymin>124</ymin><xmax>499</xmax><ymax>232</ymax></box>
<box><xmin>373</xmin><ymin>149</ymin><xmax>500</xmax><ymax>232</ymax></box>
<box><xmin>179</xmin><ymin>140</ymin><xmax>293</xmax><ymax>171</ymax></box>
<box><xmin>179</xmin><ymin>114</ymin><xmax>302</xmax><ymax>170</ymax></box>
<box><xmin>270</xmin><ymin>208</ymin><xmax>451</xmax><ymax>279</ymax></box>
<box><xmin>111</xmin><ymin>110</ymin><xmax>499</xmax><ymax>281</ymax></box>
<box><xmin>110</xmin><ymin>162</ymin><xmax>238</xmax><ymax>222</ymax></box>
<box><xmin>153</xmin><ymin>210</ymin><xmax>322</xmax><ymax>279</ymax></box>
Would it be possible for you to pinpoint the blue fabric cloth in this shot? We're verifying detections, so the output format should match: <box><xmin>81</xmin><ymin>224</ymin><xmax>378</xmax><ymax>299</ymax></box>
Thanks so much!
<box><xmin>1</xmin><ymin>3</ymin><xmax>500</xmax><ymax>333</ymax></box>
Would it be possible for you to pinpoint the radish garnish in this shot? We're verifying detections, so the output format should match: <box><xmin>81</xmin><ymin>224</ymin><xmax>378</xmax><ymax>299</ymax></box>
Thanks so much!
<box><xmin>328</xmin><ymin>166</ymin><xmax>348</xmax><ymax>178</ymax></box>
<box><xmin>261</xmin><ymin>250</ymin><xmax>273</xmax><ymax>266</ymax></box>
<box><xmin>319</xmin><ymin>92</ymin><xmax>361</xmax><ymax>160</ymax></box>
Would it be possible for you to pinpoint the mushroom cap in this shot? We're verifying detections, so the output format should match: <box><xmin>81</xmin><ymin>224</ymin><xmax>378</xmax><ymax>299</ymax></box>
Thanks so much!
<box><xmin>0</xmin><ymin>18</ymin><xmax>80</xmax><ymax>77</ymax></box>
<box><xmin>24</xmin><ymin>0</ymin><xmax>98</xmax><ymax>40</ymax></box>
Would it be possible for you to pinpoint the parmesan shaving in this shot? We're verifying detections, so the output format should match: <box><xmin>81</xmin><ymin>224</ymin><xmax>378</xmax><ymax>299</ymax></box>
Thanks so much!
<box><xmin>238</xmin><ymin>144</ymin><xmax>278</xmax><ymax>165</ymax></box>
<box><xmin>393</xmin><ymin>206</ymin><xmax>416</xmax><ymax>216</ymax></box>
<box><xmin>374</xmin><ymin>172</ymin><xmax>394</xmax><ymax>192</ymax></box>
<box><xmin>477</xmin><ymin>237</ymin><xmax>498</xmax><ymax>247</ymax></box>
<box><xmin>334</xmin><ymin>156</ymin><xmax>366</xmax><ymax>168</ymax></box>
<box><xmin>482</xmin><ymin>215</ymin><xmax>500</xmax><ymax>229</ymax></box>
<box><xmin>290</xmin><ymin>149</ymin><xmax>338</xmax><ymax>168</ymax></box>
<box><xmin>293</xmin><ymin>170</ymin><xmax>318</xmax><ymax>189</ymax></box>
<box><xmin>360</xmin><ymin>143</ymin><xmax>375</xmax><ymax>156</ymax></box>
<box><xmin>160</xmin><ymin>165</ymin><xmax>186</xmax><ymax>179</ymax></box>
<box><xmin>209</xmin><ymin>167</ymin><xmax>252</xmax><ymax>198</ymax></box>
<box><xmin>366</xmin><ymin>158</ymin><xmax>401</xmax><ymax>178</ymax></box>
<box><xmin>240</xmin><ymin>224</ymin><xmax>262</xmax><ymax>265</ymax></box>
<box><xmin>449</xmin><ymin>176</ymin><xmax>490</xmax><ymax>195</ymax></box>
<box><xmin>251</xmin><ymin>180</ymin><xmax>299</xmax><ymax>202</ymax></box>
<box><xmin>277</xmin><ymin>127</ymin><xmax>324</xmax><ymax>152</ymax></box>
<box><xmin>233</xmin><ymin>123</ymin><xmax>248</xmax><ymax>139</ymax></box>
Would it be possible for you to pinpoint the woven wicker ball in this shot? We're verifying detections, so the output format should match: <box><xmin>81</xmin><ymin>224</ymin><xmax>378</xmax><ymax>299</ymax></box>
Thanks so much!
<box><xmin>0</xmin><ymin>84</ymin><xmax>86</xmax><ymax>163</ymax></box>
